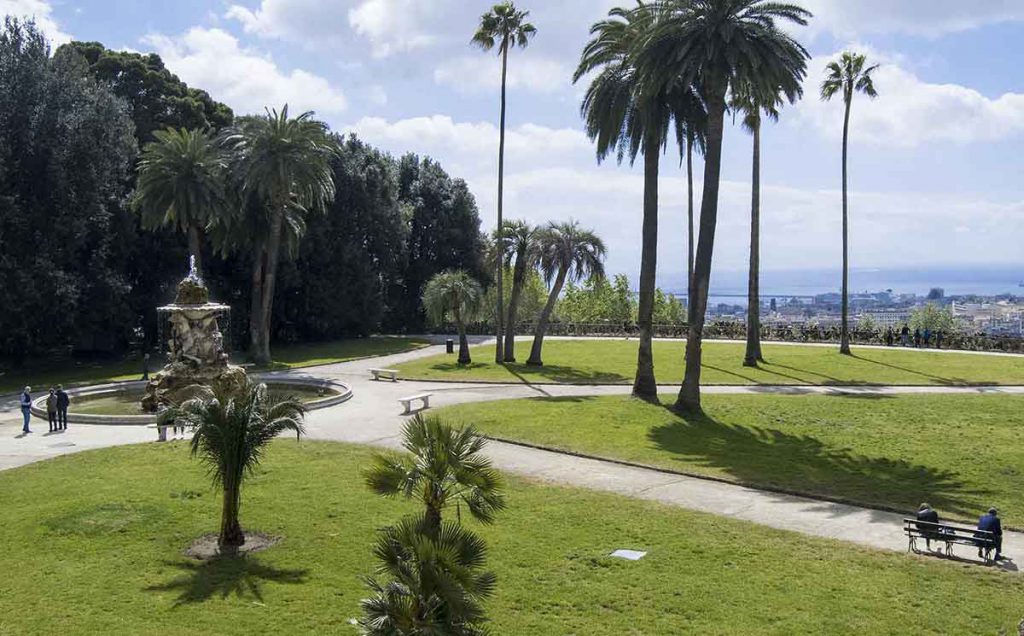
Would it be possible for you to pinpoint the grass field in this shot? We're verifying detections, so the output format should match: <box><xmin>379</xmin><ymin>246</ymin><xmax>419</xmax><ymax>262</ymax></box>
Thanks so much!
<box><xmin>395</xmin><ymin>339</ymin><xmax>1024</xmax><ymax>386</ymax></box>
<box><xmin>439</xmin><ymin>394</ymin><xmax>1024</xmax><ymax>527</ymax></box>
<box><xmin>0</xmin><ymin>441</ymin><xmax>1021</xmax><ymax>635</ymax></box>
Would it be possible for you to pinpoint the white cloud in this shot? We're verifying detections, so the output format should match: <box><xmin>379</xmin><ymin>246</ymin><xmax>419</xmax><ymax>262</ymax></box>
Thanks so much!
<box><xmin>142</xmin><ymin>27</ymin><xmax>346</xmax><ymax>118</ymax></box>
<box><xmin>1</xmin><ymin>0</ymin><xmax>70</xmax><ymax>44</ymax></box>
<box><xmin>803</xmin><ymin>0</ymin><xmax>1024</xmax><ymax>38</ymax></box>
<box><xmin>796</xmin><ymin>49</ymin><xmax>1024</xmax><ymax>147</ymax></box>
<box><xmin>225</xmin><ymin>0</ymin><xmax>349</xmax><ymax>45</ymax></box>
<box><xmin>348</xmin><ymin>0</ymin><xmax>445</xmax><ymax>57</ymax></box>
<box><xmin>434</xmin><ymin>55</ymin><xmax>571</xmax><ymax>94</ymax></box>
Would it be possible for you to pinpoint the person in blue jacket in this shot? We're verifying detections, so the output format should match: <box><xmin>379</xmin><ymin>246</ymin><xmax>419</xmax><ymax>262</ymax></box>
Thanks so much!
<box><xmin>19</xmin><ymin>386</ymin><xmax>32</xmax><ymax>434</ymax></box>
<box><xmin>977</xmin><ymin>507</ymin><xmax>1003</xmax><ymax>560</ymax></box>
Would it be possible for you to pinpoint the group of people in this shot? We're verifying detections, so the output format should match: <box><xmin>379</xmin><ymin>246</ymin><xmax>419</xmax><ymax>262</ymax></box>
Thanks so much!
<box><xmin>885</xmin><ymin>324</ymin><xmax>943</xmax><ymax>349</ymax></box>
<box><xmin>916</xmin><ymin>503</ymin><xmax>1004</xmax><ymax>561</ymax></box>
<box><xmin>18</xmin><ymin>385</ymin><xmax>70</xmax><ymax>434</ymax></box>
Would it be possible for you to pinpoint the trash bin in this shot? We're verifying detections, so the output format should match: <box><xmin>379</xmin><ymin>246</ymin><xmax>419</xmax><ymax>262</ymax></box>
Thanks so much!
<box><xmin>446</xmin><ymin>338</ymin><xmax>454</xmax><ymax>354</ymax></box>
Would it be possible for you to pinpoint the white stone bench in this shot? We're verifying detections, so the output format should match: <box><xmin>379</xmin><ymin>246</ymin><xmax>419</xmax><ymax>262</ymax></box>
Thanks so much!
<box><xmin>398</xmin><ymin>393</ymin><xmax>433</xmax><ymax>415</ymax></box>
<box><xmin>370</xmin><ymin>368</ymin><xmax>399</xmax><ymax>382</ymax></box>
<box><xmin>148</xmin><ymin>422</ymin><xmax>189</xmax><ymax>442</ymax></box>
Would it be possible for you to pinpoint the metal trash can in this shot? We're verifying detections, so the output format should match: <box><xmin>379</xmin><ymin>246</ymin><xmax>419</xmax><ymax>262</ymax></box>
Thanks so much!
<box><xmin>446</xmin><ymin>338</ymin><xmax>454</xmax><ymax>354</ymax></box>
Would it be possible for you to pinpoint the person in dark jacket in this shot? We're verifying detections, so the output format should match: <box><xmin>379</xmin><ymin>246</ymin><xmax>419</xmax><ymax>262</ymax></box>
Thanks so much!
<box><xmin>46</xmin><ymin>388</ymin><xmax>58</xmax><ymax>433</ymax></box>
<box><xmin>55</xmin><ymin>384</ymin><xmax>70</xmax><ymax>430</ymax></box>
<box><xmin>915</xmin><ymin>503</ymin><xmax>941</xmax><ymax>550</ymax></box>
<box><xmin>913</xmin><ymin>328</ymin><xmax>922</xmax><ymax>348</ymax></box>
<box><xmin>900</xmin><ymin>324</ymin><xmax>910</xmax><ymax>346</ymax></box>
<box><xmin>19</xmin><ymin>386</ymin><xmax>32</xmax><ymax>434</ymax></box>
<box><xmin>977</xmin><ymin>507</ymin><xmax>1003</xmax><ymax>560</ymax></box>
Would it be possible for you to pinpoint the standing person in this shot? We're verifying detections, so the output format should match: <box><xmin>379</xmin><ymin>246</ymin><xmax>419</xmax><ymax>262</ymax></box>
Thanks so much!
<box><xmin>884</xmin><ymin>327</ymin><xmax>894</xmax><ymax>347</ymax></box>
<box><xmin>56</xmin><ymin>384</ymin><xmax>70</xmax><ymax>431</ymax></box>
<box><xmin>923</xmin><ymin>327</ymin><xmax>932</xmax><ymax>348</ymax></box>
<box><xmin>19</xmin><ymin>386</ymin><xmax>32</xmax><ymax>434</ymax></box>
<box><xmin>976</xmin><ymin>507</ymin><xmax>1004</xmax><ymax>561</ymax></box>
<box><xmin>900</xmin><ymin>324</ymin><xmax>910</xmax><ymax>347</ymax></box>
<box><xmin>46</xmin><ymin>388</ymin><xmax>58</xmax><ymax>433</ymax></box>
<box><xmin>913</xmin><ymin>328</ymin><xmax>922</xmax><ymax>348</ymax></box>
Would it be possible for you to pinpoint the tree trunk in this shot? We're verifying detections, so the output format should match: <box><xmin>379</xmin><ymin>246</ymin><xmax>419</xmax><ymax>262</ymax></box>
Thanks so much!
<box><xmin>249</xmin><ymin>246</ymin><xmax>264</xmax><ymax>359</ymax></box>
<box><xmin>455</xmin><ymin>305</ymin><xmax>471</xmax><ymax>365</ymax></box>
<box><xmin>632</xmin><ymin>131</ymin><xmax>660</xmax><ymax>400</ymax></box>
<box><xmin>256</xmin><ymin>204</ymin><xmax>285</xmax><ymax>364</ymax></box>
<box><xmin>187</xmin><ymin>223</ymin><xmax>203</xmax><ymax>275</ymax></box>
<box><xmin>677</xmin><ymin>84</ymin><xmax>728</xmax><ymax>413</ymax></box>
<box><xmin>219</xmin><ymin>479</ymin><xmax>244</xmax><ymax>550</ymax></box>
<box><xmin>686</xmin><ymin>130</ymin><xmax>695</xmax><ymax>300</ymax></box>
<box><xmin>504</xmin><ymin>252</ymin><xmax>527</xmax><ymax>362</ymax></box>
<box><xmin>744</xmin><ymin>119</ymin><xmax>763</xmax><ymax>367</ymax></box>
<box><xmin>494</xmin><ymin>40</ymin><xmax>510</xmax><ymax>364</ymax></box>
<box><xmin>839</xmin><ymin>92</ymin><xmax>853</xmax><ymax>356</ymax></box>
<box><xmin>527</xmin><ymin>268</ymin><xmax>567</xmax><ymax>367</ymax></box>
<box><xmin>424</xmin><ymin>503</ymin><xmax>442</xmax><ymax>538</ymax></box>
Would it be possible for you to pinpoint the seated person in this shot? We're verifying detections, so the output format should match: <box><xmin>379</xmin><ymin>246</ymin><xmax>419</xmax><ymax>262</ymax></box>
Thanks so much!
<box><xmin>915</xmin><ymin>503</ymin><xmax>941</xmax><ymax>550</ymax></box>
<box><xmin>976</xmin><ymin>507</ymin><xmax>1003</xmax><ymax>561</ymax></box>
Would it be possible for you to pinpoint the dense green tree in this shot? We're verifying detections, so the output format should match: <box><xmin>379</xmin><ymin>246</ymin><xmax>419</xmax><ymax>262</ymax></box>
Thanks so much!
<box><xmin>527</xmin><ymin>221</ymin><xmax>605</xmax><ymax>366</ymax></box>
<box><xmin>157</xmin><ymin>381</ymin><xmax>305</xmax><ymax>550</ymax></box>
<box><xmin>910</xmin><ymin>304</ymin><xmax>958</xmax><ymax>335</ymax></box>
<box><xmin>821</xmin><ymin>51</ymin><xmax>879</xmax><ymax>356</ymax></box>
<box><xmin>472</xmin><ymin>2</ymin><xmax>537</xmax><ymax>365</ymax></box>
<box><xmin>559</xmin><ymin>274</ymin><xmax>635</xmax><ymax>325</ymax></box>
<box><xmin>422</xmin><ymin>270</ymin><xmax>484</xmax><ymax>365</ymax></box>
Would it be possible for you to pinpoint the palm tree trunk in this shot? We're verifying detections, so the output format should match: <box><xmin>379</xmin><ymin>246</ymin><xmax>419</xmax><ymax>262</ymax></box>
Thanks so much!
<box><xmin>677</xmin><ymin>84</ymin><xmax>728</xmax><ymax>413</ymax></box>
<box><xmin>249</xmin><ymin>245</ymin><xmax>264</xmax><ymax>359</ymax></box>
<box><xmin>839</xmin><ymin>93</ymin><xmax>852</xmax><ymax>356</ymax></box>
<box><xmin>686</xmin><ymin>130</ymin><xmax>695</xmax><ymax>298</ymax></box>
<box><xmin>494</xmin><ymin>40</ymin><xmax>510</xmax><ymax>365</ymax></box>
<box><xmin>527</xmin><ymin>268</ymin><xmax>567</xmax><ymax>367</ymax></box>
<box><xmin>744</xmin><ymin>120</ymin><xmax>763</xmax><ymax>367</ymax></box>
<box><xmin>256</xmin><ymin>204</ymin><xmax>285</xmax><ymax>364</ymax></box>
<box><xmin>219</xmin><ymin>479</ymin><xmax>244</xmax><ymax>549</ymax></box>
<box><xmin>504</xmin><ymin>255</ymin><xmax>527</xmax><ymax>362</ymax></box>
<box><xmin>455</xmin><ymin>306</ymin><xmax>471</xmax><ymax>365</ymax></box>
<box><xmin>632</xmin><ymin>131</ymin><xmax>660</xmax><ymax>400</ymax></box>
<box><xmin>424</xmin><ymin>503</ymin><xmax>442</xmax><ymax>538</ymax></box>
<box><xmin>187</xmin><ymin>223</ymin><xmax>203</xmax><ymax>274</ymax></box>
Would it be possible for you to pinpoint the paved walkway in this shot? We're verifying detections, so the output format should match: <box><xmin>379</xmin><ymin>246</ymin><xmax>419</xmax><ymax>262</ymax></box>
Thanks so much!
<box><xmin>1</xmin><ymin>340</ymin><xmax>1021</xmax><ymax>571</ymax></box>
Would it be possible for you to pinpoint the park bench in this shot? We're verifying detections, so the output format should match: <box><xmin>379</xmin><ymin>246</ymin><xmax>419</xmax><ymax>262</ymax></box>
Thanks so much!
<box><xmin>370</xmin><ymin>368</ymin><xmax>399</xmax><ymax>382</ymax></box>
<box><xmin>398</xmin><ymin>393</ymin><xmax>433</xmax><ymax>415</ymax></box>
<box><xmin>148</xmin><ymin>422</ymin><xmax>190</xmax><ymax>442</ymax></box>
<box><xmin>903</xmin><ymin>518</ymin><xmax>997</xmax><ymax>562</ymax></box>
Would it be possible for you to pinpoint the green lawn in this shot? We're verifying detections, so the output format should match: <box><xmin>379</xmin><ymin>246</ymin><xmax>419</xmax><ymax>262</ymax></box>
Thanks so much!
<box><xmin>72</xmin><ymin>385</ymin><xmax>337</xmax><ymax>416</ymax></box>
<box><xmin>1</xmin><ymin>337</ymin><xmax>428</xmax><ymax>395</ymax></box>
<box><xmin>0</xmin><ymin>442</ymin><xmax>1021</xmax><ymax>635</ymax></box>
<box><xmin>395</xmin><ymin>339</ymin><xmax>1024</xmax><ymax>386</ymax></box>
<box><xmin>440</xmin><ymin>394</ymin><xmax>1024</xmax><ymax>527</ymax></box>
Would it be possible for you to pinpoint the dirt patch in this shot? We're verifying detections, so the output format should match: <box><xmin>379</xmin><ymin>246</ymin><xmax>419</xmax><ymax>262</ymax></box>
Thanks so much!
<box><xmin>184</xmin><ymin>531</ymin><xmax>281</xmax><ymax>560</ymax></box>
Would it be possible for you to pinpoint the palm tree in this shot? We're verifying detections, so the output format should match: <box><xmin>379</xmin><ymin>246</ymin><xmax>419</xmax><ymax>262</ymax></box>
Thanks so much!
<box><xmin>498</xmin><ymin>220</ymin><xmax>539</xmax><ymax>362</ymax></box>
<box><xmin>821</xmin><ymin>52</ymin><xmax>879</xmax><ymax>356</ymax></box>
<box><xmin>634</xmin><ymin>0</ymin><xmax>810</xmax><ymax>412</ymax></box>
<box><xmin>681</xmin><ymin>119</ymin><xmax>705</xmax><ymax>303</ymax></box>
<box><xmin>526</xmin><ymin>220</ymin><xmax>605</xmax><ymax>367</ymax></box>
<box><xmin>364</xmin><ymin>414</ymin><xmax>505</xmax><ymax>536</ymax></box>
<box><xmin>729</xmin><ymin>82</ymin><xmax>782</xmax><ymax>367</ymax></box>
<box><xmin>422</xmin><ymin>271</ymin><xmax>485</xmax><ymax>365</ymax></box>
<box><xmin>157</xmin><ymin>381</ymin><xmax>305</xmax><ymax>550</ymax></box>
<box><xmin>574</xmin><ymin>4</ymin><xmax>701</xmax><ymax>399</ymax></box>
<box><xmin>359</xmin><ymin>515</ymin><xmax>496</xmax><ymax>635</ymax></box>
<box><xmin>472</xmin><ymin>2</ymin><xmax>537</xmax><ymax>366</ymax></box>
<box><xmin>133</xmin><ymin>128</ymin><xmax>226</xmax><ymax>273</ymax></box>
<box><xmin>221</xmin><ymin>105</ymin><xmax>336</xmax><ymax>364</ymax></box>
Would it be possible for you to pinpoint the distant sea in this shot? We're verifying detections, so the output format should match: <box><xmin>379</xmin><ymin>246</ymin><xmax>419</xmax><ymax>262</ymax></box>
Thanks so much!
<box><xmin>666</xmin><ymin>264</ymin><xmax>1024</xmax><ymax>306</ymax></box>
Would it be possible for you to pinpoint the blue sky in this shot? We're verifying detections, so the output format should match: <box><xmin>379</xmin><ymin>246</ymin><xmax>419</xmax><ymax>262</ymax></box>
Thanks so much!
<box><xmin>5</xmin><ymin>0</ymin><xmax>1024</xmax><ymax>288</ymax></box>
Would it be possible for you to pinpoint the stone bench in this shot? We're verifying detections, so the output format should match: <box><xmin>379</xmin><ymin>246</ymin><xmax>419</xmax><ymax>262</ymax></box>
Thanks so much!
<box><xmin>398</xmin><ymin>393</ymin><xmax>433</xmax><ymax>415</ymax></box>
<box><xmin>370</xmin><ymin>368</ymin><xmax>399</xmax><ymax>382</ymax></box>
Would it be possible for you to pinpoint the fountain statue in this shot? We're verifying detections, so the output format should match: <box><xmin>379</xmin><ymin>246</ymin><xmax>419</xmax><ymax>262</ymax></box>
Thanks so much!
<box><xmin>141</xmin><ymin>257</ymin><xmax>248</xmax><ymax>412</ymax></box>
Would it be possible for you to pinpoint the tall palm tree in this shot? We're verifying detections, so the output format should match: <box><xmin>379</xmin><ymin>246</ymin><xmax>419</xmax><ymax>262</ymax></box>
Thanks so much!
<box><xmin>157</xmin><ymin>381</ymin><xmax>305</xmax><ymax>550</ymax></box>
<box><xmin>364</xmin><ymin>414</ymin><xmax>505</xmax><ymax>536</ymax></box>
<box><xmin>359</xmin><ymin>515</ymin><xmax>496</xmax><ymax>635</ymax></box>
<box><xmin>527</xmin><ymin>220</ymin><xmax>605</xmax><ymax>367</ymax></box>
<box><xmin>821</xmin><ymin>52</ymin><xmax>878</xmax><ymax>356</ymax></box>
<box><xmin>422</xmin><ymin>271</ymin><xmax>485</xmax><ymax>365</ymax></box>
<box><xmin>498</xmin><ymin>220</ymin><xmax>539</xmax><ymax>362</ymax></box>
<box><xmin>133</xmin><ymin>128</ymin><xmax>226</xmax><ymax>273</ymax></box>
<box><xmin>729</xmin><ymin>82</ymin><xmax>782</xmax><ymax>367</ymax></box>
<box><xmin>472</xmin><ymin>2</ymin><xmax>537</xmax><ymax>366</ymax></box>
<box><xmin>221</xmin><ymin>105</ymin><xmax>336</xmax><ymax>364</ymax></box>
<box><xmin>634</xmin><ymin>0</ymin><xmax>810</xmax><ymax>412</ymax></box>
<box><xmin>574</xmin><ymin>4</ymin><xmax>701</xmax><ymax>399</ymax></box>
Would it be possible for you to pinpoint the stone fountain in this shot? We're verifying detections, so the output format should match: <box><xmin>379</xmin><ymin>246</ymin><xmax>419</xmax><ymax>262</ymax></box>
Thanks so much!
<box><xmin>141</xmin><ymin>257</ymin><xmax>248</xmax><ymax>412</ymax></box>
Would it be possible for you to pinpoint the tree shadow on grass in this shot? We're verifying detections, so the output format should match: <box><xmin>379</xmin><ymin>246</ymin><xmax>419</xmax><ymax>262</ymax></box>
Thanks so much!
<box><xmin>146</xmin><ymin>556</ymin><xmax>308</xmax><ymax>606</ymax></box>
<box><xmin>427</xmin><ymin>361</ymin><xmax>629</xmax><ymax>385</ymax></box>
<box><xmin>648</xmin><ymin>407</ymin><xmax>988</xmax><ymax>517</ymax></box>
<box><xmin>848</xmin><ymin>354</ymin><xmax>972</xmax><ymax>386</ymax></box>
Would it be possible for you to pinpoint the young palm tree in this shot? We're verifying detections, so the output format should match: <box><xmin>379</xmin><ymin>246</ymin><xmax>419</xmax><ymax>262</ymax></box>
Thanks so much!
<box><xmin>729</xmin><ymin>82</ymin><xmax>783</xmax><ymax>367</ymax></box>
<box><xmin>364</xmin><ymin>414</ymin><xmax>505</xmax><ymax>536</ymax></box>
<box><xmin>498</xmin><ymin>220</ymin><xmax>539</xmax><ymax>362</ymax></box>
<box><xmin>133</xmin><ymin>128</ymin><xmax>226</xmax><ymax>273</ymax></box>
<box><xmin>221</xmin><ymin>105</ymin><xmax>336</xmax><ymax>364</ymax></box>
<box><xmin>422</xmin><ymin>271</ymin><xmax>485</xmax><ymax>365</ymax></box>
<box><xmin>359</xmin><ymin>515</ymin><xmax>496</xmax><ymax>635</ymax></box>
<box><xmin>635</xmin><ymin>0</ymin><xmax>810</xmax><ymax>412</ymax></box>
<box><xmin>527</xmin><ymin>220</ymin><xmax>605</xmax><ymax>367</ymax></box>
<box><xmin>472</xmin><ymin>2</ymin><xmax>537</xmax><ymax>365</ymax></box>
<box><xmin>157</xmin><ymin>381</ymin><xmax>305</xmax><ymax>550</ymax></box>
<box><xmin>574</xmin><ymin>5</ymin><xmax>701</xmax><ymax>399</ymax></box>
<box><xmin>821</xmin><ymin>52</ymin><xmax>879</xmax><ymax>356</ymax></box>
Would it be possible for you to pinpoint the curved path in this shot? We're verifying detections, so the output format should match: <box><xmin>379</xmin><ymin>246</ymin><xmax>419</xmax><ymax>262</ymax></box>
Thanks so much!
<box><xmin>2</xmin><ymin>339</ymin><xmax>1022</xmax><ymax>571</ymax></box>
